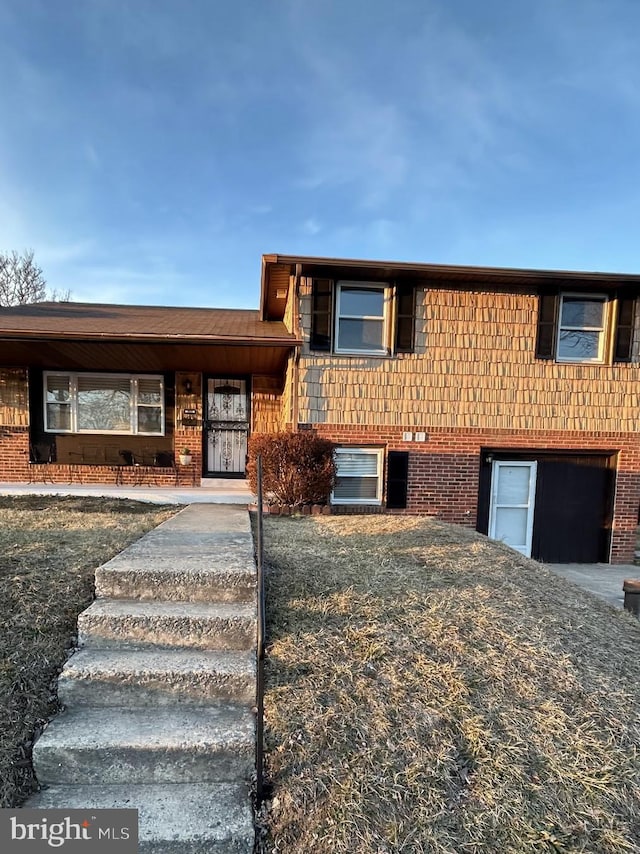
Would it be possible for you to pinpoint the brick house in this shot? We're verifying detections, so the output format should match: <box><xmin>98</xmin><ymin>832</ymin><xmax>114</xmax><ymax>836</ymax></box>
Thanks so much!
<box><xmin>1</xmin><ymin>253</ymin><xmax>639</xmax><ymax>563</ymax></box>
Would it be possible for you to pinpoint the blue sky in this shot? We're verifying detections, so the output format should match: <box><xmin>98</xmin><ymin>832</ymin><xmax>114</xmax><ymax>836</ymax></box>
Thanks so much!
<box><xmin>2</xmin><ymin>0</ymin><xmax>640</xmax><ymax>308</ymax></box>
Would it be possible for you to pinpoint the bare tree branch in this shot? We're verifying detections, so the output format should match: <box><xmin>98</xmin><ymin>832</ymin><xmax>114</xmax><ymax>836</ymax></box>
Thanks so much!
<box><xmin>0</xmin><ymin>250</ymin><xmax>71</xmax><ymax>306</ymax></box>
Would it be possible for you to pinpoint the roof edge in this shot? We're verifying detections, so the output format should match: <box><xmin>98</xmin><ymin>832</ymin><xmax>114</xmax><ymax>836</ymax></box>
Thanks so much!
<box><xmin>261</xmin><ymin>253</ymin><xmax>640</xmax><ymax>284</ymax></box>
<box><xmin>0</xmin><ymin>330</ymin><xmax>301</xmax><ymax>346</ymax></box>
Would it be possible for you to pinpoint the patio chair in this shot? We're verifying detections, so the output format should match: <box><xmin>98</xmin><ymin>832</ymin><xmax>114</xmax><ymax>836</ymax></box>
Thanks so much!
<box><xmin>28</xmin><ymin>442</ymin><xmax>54</xmax><ymax>483</ymax></box>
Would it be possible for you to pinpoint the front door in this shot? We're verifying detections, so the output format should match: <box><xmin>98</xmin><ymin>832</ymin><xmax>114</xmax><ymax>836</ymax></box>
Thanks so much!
<box><xmin>489</xmin><ymin>461</ymin><xmax>537</xmax><ymax>557</ymax></box>
<box><xmin>204</xmin><ymin>378</ymin><xmax>249</xmax><ymax>476</ymax></box>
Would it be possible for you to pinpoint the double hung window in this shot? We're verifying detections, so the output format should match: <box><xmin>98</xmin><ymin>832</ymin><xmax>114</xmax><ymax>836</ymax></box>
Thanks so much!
<box><xmin>536</xmin><ymin>290</ymin><xmax>636</xmax><ymax>364</ymax></box>
<box><xmin>44</xmin><ymin>372</ymin><xmax>164</xmax><ymax>435</ymax></box>
<box><xmin>310</xmin><ymin>279</ymin><xmax>415</xmax><ymax>355</ymax></box>
<box><xmin>332</xmin><ymin>447</ymin><xmax>383</xmax><ymax>504</ymax></box>
<box><xmin>335</xmin><ymin>284</ymin><xmax>388</xmax><ymax>355</ymax></box>
<box><xmin>556</xmin><ymin>295</ymin><xmax>607</xmax><ymax>363</ymax></box>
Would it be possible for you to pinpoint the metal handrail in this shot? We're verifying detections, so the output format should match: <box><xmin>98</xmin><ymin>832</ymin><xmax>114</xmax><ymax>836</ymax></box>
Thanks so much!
<box><xmin>255</xmin><ymin>456</ymin><xmax>266</xmax><ymax>805</ymax></box>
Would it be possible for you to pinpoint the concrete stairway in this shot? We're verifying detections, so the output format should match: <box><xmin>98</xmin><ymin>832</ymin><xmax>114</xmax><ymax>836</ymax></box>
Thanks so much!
<box><xmin>27</xmin><ymin>504</ymin><xmax>257</xmax><ymax>853</ymax></box>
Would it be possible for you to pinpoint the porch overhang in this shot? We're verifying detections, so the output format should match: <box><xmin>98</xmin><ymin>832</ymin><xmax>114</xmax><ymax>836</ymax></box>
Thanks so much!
<box><xmin>0</xmin><ymin>300</ymin><xmax>300</xmax><ymax>375</ymax></box>
<box><xmin>0</xmin><ymin>336</ymin><xmax>296</xmax><ymax>375</ymax></box>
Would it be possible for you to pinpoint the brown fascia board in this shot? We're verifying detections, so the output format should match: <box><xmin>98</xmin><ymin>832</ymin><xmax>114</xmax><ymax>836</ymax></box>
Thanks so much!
<box><xmin>260</xmin><ymin>253</ymin><xmax>640</xmax><ymax>315</ymax></box>
<box><xmin>0</xmin><ymin>330</ymin><xmax>301</xmax><ymax>346</ymax></box>
<box><xmin>260</xmin><ymin>254</ymin><xmax>276</xmax><ymax>321</ymax></box>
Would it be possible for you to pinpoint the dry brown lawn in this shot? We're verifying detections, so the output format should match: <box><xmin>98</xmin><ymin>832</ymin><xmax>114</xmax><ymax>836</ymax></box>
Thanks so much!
<box><xmin>0</xmin><ymin>495</ymin><xmax>176</xmax><ymax>807</ymax></box>
<box><xmin>259</xmin><ymin>514</ymin><xmax>640</xmax><ymax>854</ymax></box>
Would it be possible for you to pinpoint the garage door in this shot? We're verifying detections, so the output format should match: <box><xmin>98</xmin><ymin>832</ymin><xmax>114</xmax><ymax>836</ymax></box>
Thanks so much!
<box><xmin>532</xmin><ymin>459</ymin><xmax>614</xmax><ymax>563</ymax></box>
<box><xmin>479</xmin><ymin>452</ymin><xmax>615</xmax><ymax>563</ymax></box>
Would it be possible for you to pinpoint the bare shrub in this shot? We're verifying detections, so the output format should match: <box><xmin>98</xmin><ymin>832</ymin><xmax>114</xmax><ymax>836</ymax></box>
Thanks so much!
<box><xmin>247</xmin><ymin>432</ymin><xmax>335</xmax><ymax>506</ymax></box>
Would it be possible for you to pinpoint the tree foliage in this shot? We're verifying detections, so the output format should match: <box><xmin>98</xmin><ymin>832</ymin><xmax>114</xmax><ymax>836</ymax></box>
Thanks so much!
<box><xmin>0</xmin><ymin>250</ymin><xmax>70</xmax><ymax>306</ymax></box>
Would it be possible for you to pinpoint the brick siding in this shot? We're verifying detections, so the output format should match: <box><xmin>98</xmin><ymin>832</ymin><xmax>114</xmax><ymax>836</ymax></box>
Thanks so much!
<box><xmin>313</xmin><ymin>423</ymin><xmax>640</xmax><ymax>565</ymax></box>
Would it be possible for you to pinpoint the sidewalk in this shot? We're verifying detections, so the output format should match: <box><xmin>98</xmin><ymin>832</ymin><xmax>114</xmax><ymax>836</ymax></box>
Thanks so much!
<box><xmin>545</xmin><ymin>563</ymin><xmax>637</xmax><ymax>609</ymax></box>
<box><xmin>0</xmin><ymin>479</ymin><xmax>254</xmax><ymax>505</ymax></box>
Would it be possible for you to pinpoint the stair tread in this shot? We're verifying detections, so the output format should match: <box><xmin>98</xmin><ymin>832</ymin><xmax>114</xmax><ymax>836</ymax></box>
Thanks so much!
<box><xmin>82</xmin><ymin>599</ymin><xmax>256</xmax><ymax>618</ymax></box>
<box><xmin>99</xmin><ymin>559</ymin><xmax>256</xmax><ymax>575</ymax></box>
<box><xmin>35</xmin><ymin>705</ymin><xmax>254</xmax><ymax>753</ymax></box>
<box><xmin>62</xmin><ymin>647</ymin><xmax>256</xmax><ymax>677</ymax></box>
<box><xmin>28</xmin><ymin>782</ymin><xmax>253</xmax><ymax>850</ymax></box>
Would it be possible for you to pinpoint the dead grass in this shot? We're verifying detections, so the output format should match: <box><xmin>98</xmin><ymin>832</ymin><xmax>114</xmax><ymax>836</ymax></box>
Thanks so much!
<box><xmin>0</xmin><ymin>495</ymin><xmax>176</xmax><ymax>807</ymax></box>
<box><xmin>259</xmin><ymin>514</ymin><xmax>640</xmax><ymax>854</ymax></box>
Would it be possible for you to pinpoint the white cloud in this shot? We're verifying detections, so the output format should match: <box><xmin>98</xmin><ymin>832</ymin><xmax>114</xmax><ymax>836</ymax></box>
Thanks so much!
<box><xmin>301</xmin><ymin>218</ymin><xmax>322</xmax><ymax>235</ymax></box>
<box><xmin>247</xmin><ymin>203</ymin><xmax>273</xmax><ymax>216</ymax></box>
<box><xmin>85</xmin><ymin>143</ymin><xmax>101</xmax><ymax>168</ymax></box>
<box><xmin>38</xmin><ymin>240</ymin><xmax>96</xmax><ymax>266</ymax></box>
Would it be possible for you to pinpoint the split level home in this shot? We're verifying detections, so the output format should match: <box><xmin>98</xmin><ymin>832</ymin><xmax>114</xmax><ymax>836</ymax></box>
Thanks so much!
<box><xmin>0</xmin><ymin>253</ymin><xmax>639</xmax><ymax>565</ymax></box>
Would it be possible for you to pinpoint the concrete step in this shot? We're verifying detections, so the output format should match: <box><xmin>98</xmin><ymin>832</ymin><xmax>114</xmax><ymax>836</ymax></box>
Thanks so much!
<box><xmin>28</xmin><ymin>782</ymin><xmax>254</xmax><ymax>853</ymax></box>
<box><xmin>59</xmin><ymin>647</ymin><xmax>256</xmax><ymax>708</ymax></box>
<box><xmin>78</xmin><ymin>599</ymin><xmax>256</xmax><ymax>651</ymax></box>
<box><xmin>148</xmin><ymin>505</ymin><xmax>252</xmax><ymax>536</ymax></box>
<box><xmin>95</xmin><ymin>553</ymin><xmax>256</xmax><ymax>604</ymax></box>
<box><xmin>33</xmin><ymin>705</ymin><xmax>255</xmax><ymax>785</ymax></box>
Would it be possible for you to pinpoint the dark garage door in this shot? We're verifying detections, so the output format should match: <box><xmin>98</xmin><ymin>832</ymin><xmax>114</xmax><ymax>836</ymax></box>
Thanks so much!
<box><xmin>478</xmin><ymin>452</ymin><xmax>616</xmax><ymax>563</ymax></box>
<box><xmin>531</xmin><ymin>458</ymin><xmax>615</xmax><ymax>563</ymax></box>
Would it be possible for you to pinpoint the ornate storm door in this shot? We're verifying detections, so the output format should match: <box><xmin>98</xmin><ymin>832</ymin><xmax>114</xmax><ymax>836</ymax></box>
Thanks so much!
<box><xmin>204</xmin><ymin>378</ymin><xmax>249</xmax><ymax>475</ymax></box>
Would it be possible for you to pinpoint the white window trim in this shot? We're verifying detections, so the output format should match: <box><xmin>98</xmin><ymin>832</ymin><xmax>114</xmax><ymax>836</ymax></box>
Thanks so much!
<box><xmin>334</xmin><ymin>281</ymin><xmax>390</xmax><ymax>356</ymax></box>
<box><xmin>43</xmin><ymin>371</ymin><xmax>165</xmax><ymax>436</ymax></box>
<box><xmin>556</xmin><ymin>293</ymin><xmax>609</xmax><ymax>364</ymax></box>
<box><xmin>332</xmin><ymin>446</ymin><xmax>384</xmax><ymax>505</ymax></box>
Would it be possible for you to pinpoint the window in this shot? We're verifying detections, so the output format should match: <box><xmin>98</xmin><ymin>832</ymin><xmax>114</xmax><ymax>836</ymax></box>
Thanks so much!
<box><xmin>535</xmin><ymin>291</ymin><xmax>636</xmax><ymax>363</ymax></box>
<box><xmin>557</xmin><ymin>295</ymin><xmax>607</xmax><ymax>362</ymax></box>
<box><xmin>332</xmin><ymin>447</ymin><xmax>383</xmax><ymax>504</ymax></box>
<box><xmin>335</xmin><ymin>284</ymin><xmax>388</xmax><ymax>354</ymax></box>
<box><xmin>44</xmin><ymin>372</ymin><xmax>164</xmax><ymax>435</ymax></box>
<box><xmin>311</xmin><ymin>279</ymin><xmax>415</xmax><ymax>355</ymax></box>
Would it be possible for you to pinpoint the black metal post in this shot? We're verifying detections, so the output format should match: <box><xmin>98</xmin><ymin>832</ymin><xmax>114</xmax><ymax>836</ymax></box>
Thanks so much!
<box><xmin>256</xmin><ymin>456</ymin><xmax>266</xmax><ymax>804</ymax></box>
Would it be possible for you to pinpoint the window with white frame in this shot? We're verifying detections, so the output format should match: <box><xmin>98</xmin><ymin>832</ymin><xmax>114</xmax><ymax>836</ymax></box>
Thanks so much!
<box><xmin>332</xmin><ymin>447</ymin><xmax>384</xmax><ymax>504</ymax></box>
<box><xmin>556</xmin><ymin>294</ymin><xmax>608</xmax><ymax>363</ymax></box>
<box><xmin>335</xmin><ymin>283</ymin><xmax>389</xmax><ymax>354</ymax></box>
<box><xmin>44</xmin><ymin>372</ymin><xmax>164</xmax><ymax>435</ymax></box>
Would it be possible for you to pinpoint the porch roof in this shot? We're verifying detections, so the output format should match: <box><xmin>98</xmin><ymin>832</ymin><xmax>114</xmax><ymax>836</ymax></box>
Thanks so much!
<box><xmin>0</xmin><ymin>302</ymin><xmax>299</xmax><ymax>374</ymax></box>
<box><xmin>0</xmin><ymin>301</ymin><xmax>296</xmax><ymax>343</ymax></box>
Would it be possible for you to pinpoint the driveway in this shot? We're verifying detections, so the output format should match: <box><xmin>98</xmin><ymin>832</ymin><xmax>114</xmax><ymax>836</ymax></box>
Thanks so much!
<box><xmin>545</xmin><ymin>563</ymin><xmax>637</xmax><ymax>609</ymax></box>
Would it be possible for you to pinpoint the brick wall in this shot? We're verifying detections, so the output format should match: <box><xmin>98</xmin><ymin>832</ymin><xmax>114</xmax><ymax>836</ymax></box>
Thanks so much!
<box><xmin>0</xmin><ymin>427</ymin><xmax>30</xmax><ymax>480</ymax></box>
<box><xmin>313</xmin><ymin>423</ymin><xmax>640</xmax><ymax>565</ymax></box>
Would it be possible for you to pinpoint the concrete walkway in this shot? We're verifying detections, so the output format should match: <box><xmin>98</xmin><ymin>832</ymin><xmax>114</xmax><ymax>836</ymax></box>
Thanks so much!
<box><xmin>0</xmin><ymin>478</ymin><xmax>254</xmax><ymax>504</ymax></box>
<box><xmin>545</xmin><ymin>562</ymin><xmax>638</xmax><ymax>609</ymax></box>
<box><xmin>26</xmin><ymin>503</ymin><xmax>257</xmax><ymax>852</ymax></box>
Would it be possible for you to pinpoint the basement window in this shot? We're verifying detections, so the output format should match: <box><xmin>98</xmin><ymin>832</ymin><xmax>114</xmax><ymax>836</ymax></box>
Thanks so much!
<box><xmin>44</xmin><ymin>372</ymin><xmax>164</xmax><ymax>435</ymax></box>
<box><xmin>332</xmin><ymin>447</ymin><xmax>383</xmax><ymax>505</ymax></box>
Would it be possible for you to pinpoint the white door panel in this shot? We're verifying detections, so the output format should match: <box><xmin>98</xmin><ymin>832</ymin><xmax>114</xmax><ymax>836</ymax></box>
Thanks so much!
<box><xmin>489</xmin><ymin>461</ymin><xmax>537</xmax><ymax>557</ymax></box>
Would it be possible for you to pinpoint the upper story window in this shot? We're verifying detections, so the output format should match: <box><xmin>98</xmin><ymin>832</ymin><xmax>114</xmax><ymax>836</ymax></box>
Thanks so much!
<box><xmin>44</xmin><ymin>372</ymin><xmax>164</xmax><ymax>435</ymax></box>
<box><xmin>536</xmin><ymin>290</ymin><xmax>636</xmax><ymax>364</ymax></box>
<box><xmin>335</xmin><ymin>284</ymin><xmax>388</xmax><ymax>354</ymax></box>
<box><xmin>557</xmin><ymin>294</ymin><xmax>608</xmax><ymax>362</ymax></box>
<box><xmin>310</xmin><ymin>278</ymin><xmax>415</xmax><ymax>355</ymax></box>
